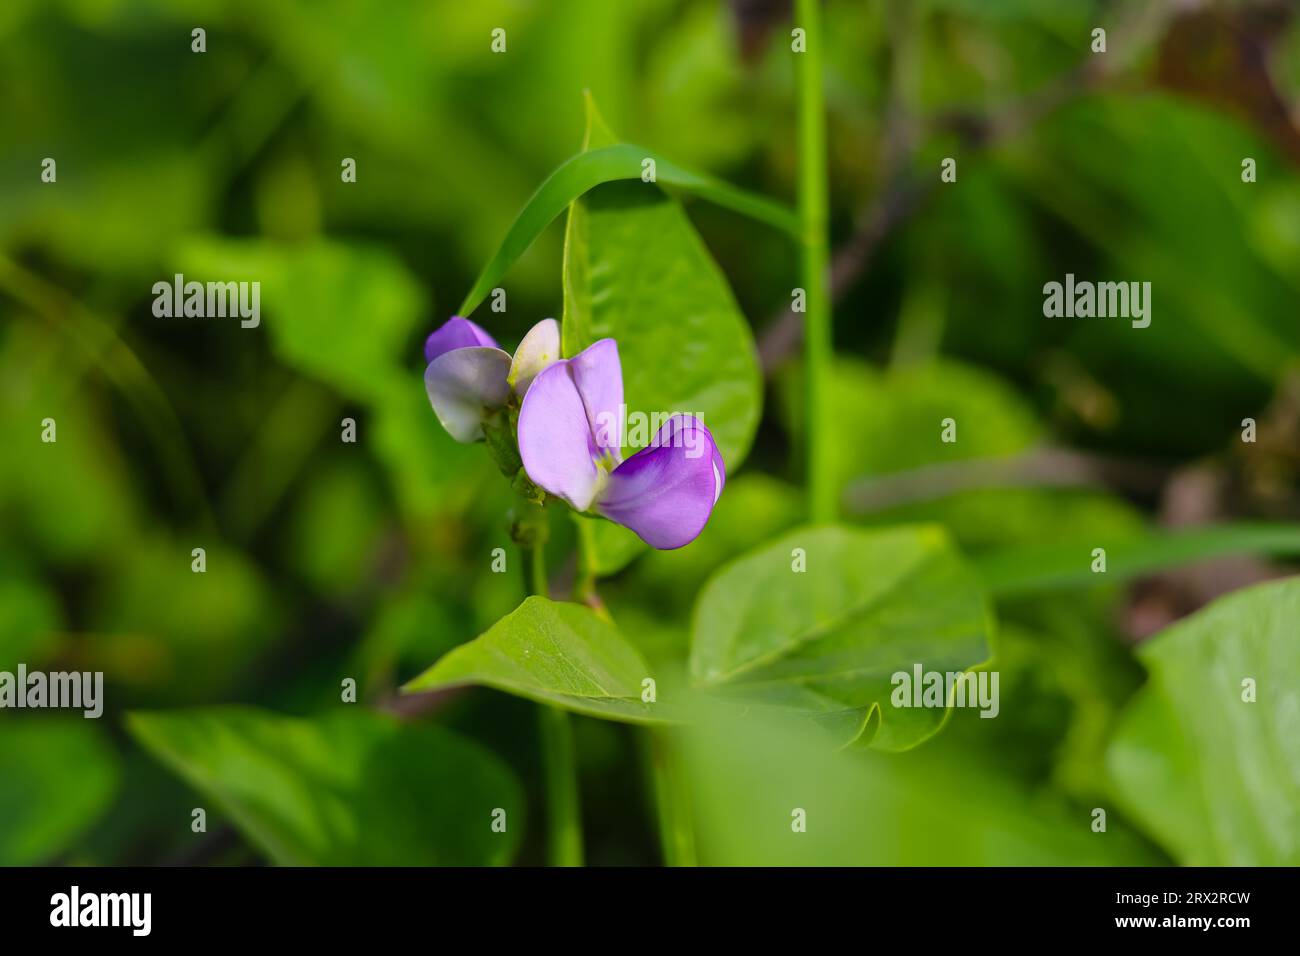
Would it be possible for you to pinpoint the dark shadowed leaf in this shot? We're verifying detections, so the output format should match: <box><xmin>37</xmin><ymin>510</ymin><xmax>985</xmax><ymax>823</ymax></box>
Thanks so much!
<box><xmin>175</xmin><ymin>238</ymin><xmax>425</xmax><ymax>403</ymax></box>
<box><xmin>0</xmin><ymin>720</ymin><xmax>119</xmax><ymax>865</ymax></box>
<box><xmin>129</xmin><ymin>707</ymin><xmax>522</xmax><ymax>866</ymax></box>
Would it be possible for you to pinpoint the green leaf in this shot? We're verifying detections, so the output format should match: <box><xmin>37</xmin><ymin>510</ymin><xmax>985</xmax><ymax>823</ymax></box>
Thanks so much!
<box><xmin>0</xmin><ymin>720</ymin><xmax>120</xmax><ymax>865</ymax></box>
<box><xmin>1106</xmin><ymin>577</ymin><xmax>1300</xmax><ymax>865</ymax></box>
<box><xmin>459</xmin><ymin>143</ymin><xmax>798</xmax><ymax>316</ymax></box>
<box><xmin>0</xmin><ymin>574</ymin><xmax>63</xmax><ymax>667</ymax></box>
<box><xmin>977</xmin><ymin>523</ymin><xmax>1300</xmax><ymax>597</ymax></box>
<box><xmin>562</xmin><ymin>179</ymin><xmax>762</xmax><ymax>467</ymax></box>
<box><xmin>552</xmin><ymin>99</ymin><xmax>766</xmax><ymax>571</ymax></box>
<box><xmin>128</xmin><ymin>707</ymin><xmax>522</xmax><ymax>866</ymax></box>
<box><xmin>0</xmin><ymin>325</ymin><xmax>142</xmax><ymax>563</ymax></box>
<box><xmin>679</xmin><ymin>701</ymin><xmax>1161</xmax><ymax>866</ymax></box>
<box><xmin>405</xmin><ymin>596</ymin><xmax>667</xmax><ymax>724</ymax></box>
<box><xmin>690</xmin><ymin>524</ymin><xmax>993</xmax><ymax>750</ymax></box>
<box><xmin>561</xmin><ymin>99</ymin><xmax>763</xmax><ymax>465</ymax></box>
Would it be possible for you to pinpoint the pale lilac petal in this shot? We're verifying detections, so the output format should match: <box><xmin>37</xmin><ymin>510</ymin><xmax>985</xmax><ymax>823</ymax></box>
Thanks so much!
<box><xmin>596</xmin><ymin>414</ymin><xmax>725</xmax><ymax>549</ymax></box>
<box><xmin>508</xmin><ymin>318</ymin><xmax>560</xmax><ymax>396</ymax></box>
<box><xmin>518</xmin><ymin>361</ymin><xmax>601</xmax><ymax>510</ymax></box>
<box><xmin>569</xmin><ymin>339</ymin><xmax>624</xmax><ymax>457</ymax></box>
<box><xmin>424</xmin><ymin>316</ymin><xmax>497</xmax><ymax>363</ymax></box>
<box><xmin>424</xmin><ymin>346</ymin><xmax>512</xmax><ymax>442</ymax></box>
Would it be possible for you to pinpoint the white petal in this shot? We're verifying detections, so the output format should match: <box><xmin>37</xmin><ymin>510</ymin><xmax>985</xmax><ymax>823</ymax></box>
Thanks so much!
<box><xmin>508</xmin><ymin>318</ymin><xmax>561</xmax><ymax>396</ymax></box>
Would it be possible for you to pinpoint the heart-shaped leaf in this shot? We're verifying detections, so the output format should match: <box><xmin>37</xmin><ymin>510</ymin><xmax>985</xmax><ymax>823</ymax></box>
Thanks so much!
<box><xmin>128</xmin><ymin>707</ymin><xmax>522</xmax><ymax>866</ymax></box>
<box><xmin>559</xmin><ymin>98</ymin><xmax>763</xmax><ymax>568</ymax></box>
<box><xmin>406</xmin><ymin>596</ymin><xmax>667</xmax><ymax>724</ymax></box>
<box><xmin>690</xmin><ymin>524</ymin><xmax>993</xmax><ymax>749</ymax></box>
<box><xmin>560</xmin><ymin>184</ymin><xmax>762</xmax><ymax>470</ymax></box>
<box><xmin>1106</xmin><ymin>576</ymin><xmax>1300</xmax><ymax>865</ymax></box>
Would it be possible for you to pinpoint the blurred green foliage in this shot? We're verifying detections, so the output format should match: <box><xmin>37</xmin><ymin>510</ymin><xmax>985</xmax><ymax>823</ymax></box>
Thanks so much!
<box><xmin>1</xmin><ymin>0</ymin><xmax>1297</xmax><ymax>865</ymax></box>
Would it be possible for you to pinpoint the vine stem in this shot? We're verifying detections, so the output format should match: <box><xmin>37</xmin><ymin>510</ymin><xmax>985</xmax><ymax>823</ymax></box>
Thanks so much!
<box><xmin>573</xmin><ymin>519</ymin><xmax>696</xmax><ymax>865</ymax></box>
<box><xmin>538</xmin><ymin>700</ymin><xmax>583</xmax><ymax>866</ymax></box>
<box><xmin>521</xmin><ymin>522</ymin><xmax>584</xmax><ymax>866</ymax></box>
<box><xmin>573</xmin><ymin>515</ymin><xmax>599</xmax><ymax>606</ymax></box>
<box><xmin>645</xmin><ymin>727</ymin><xmax>698</xmax><ymax>866</ymax></box>
<box><xmin>796</xmin><ymin>0</ymin><xmax>835</xmax><ymax>523</ymax></box>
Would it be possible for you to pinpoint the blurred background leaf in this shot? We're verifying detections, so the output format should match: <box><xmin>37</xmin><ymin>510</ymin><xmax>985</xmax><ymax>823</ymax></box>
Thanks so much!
<box><xmin>679</xmin><ymin>701</ymin><xmax>1162</xmax><ymax>866</ymax></box>
<box><xmin>129</xmin><ymin>707</ymin><xmax>523</xmax><ymax>866</ymax></box>
<box><xmin>1107</xmin><ymin>578</ymin><xmax>1300</xmax><ymax>865</ymax></box>
<box><xmin>0</xmin><ymin>719</ymin><xmax>120</xmax><ymax>865</ymax></box>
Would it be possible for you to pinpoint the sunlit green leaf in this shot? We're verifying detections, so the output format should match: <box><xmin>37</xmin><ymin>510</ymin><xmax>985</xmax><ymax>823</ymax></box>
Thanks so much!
<box><xmin>690</xmin><ymin>524</ymin><xmax>993</xmax><ymax>749</ymax></box>
<box><xmin>406</xmin><ymin>596</ymin><xmax>667</xmax><ymax>724</ymax></box>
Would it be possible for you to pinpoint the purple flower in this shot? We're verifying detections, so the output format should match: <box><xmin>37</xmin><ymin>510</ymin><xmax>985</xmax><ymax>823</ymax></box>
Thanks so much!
<box><xmin>518</xmin><ymin>338</ymin><xmax>725</xmax><ymax>549</ymax></box>
<box><xmin>424</xmin><ymin>316</ymin><xmax>560</xmax><ymax>441</ymax></box>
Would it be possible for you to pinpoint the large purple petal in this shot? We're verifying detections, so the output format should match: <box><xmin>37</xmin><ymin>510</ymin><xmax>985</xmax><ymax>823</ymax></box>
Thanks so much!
<box><xmin>424</xmin><ymin>316</ymin><xmax>498</xmax><ymax>363</ymax></box>
<box><xmin>596</xmin><ymin>414</ymin><xmax>725</xmax><ymax>549</ymax></box>
<box><xmin>568</xmin><ymin>339</ymin><xmax>624</xmax><ymax>458</ymax></box>
<box><xmin>518</xmin><ymin>361</ymin><xmax>602</xmax><ymax>510</ymax></box>
<box><xmin>424</xmin><ymin>346</ymin><xmax>512</xmax><ymax>442</ymax></box>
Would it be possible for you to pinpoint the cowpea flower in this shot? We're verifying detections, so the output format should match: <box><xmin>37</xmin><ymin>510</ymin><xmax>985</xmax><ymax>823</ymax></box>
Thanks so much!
<box><xmin>518</xmin><ymin>338</ymin><xmax>725</xmax><ymax>549</ymax></box>
<box><xmin>424</xmin><ymin>316</ymin><xmax>560</xmax><ymax>441</ymax></box>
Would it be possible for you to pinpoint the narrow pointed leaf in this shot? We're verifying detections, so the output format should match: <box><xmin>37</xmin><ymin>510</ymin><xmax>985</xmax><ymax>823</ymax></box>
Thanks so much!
<box><xmin>459</xmin><ymin>143</ymin><xmax>798</xmax><ymax>316</ymax></box>
<box><xmin>977</xmin><ymin>522</ymin><xmax>1300</xmax><ymax>597</ymax></box>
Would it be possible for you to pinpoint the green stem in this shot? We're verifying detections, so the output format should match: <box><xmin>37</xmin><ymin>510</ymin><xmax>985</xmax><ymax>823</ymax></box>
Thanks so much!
<box><xmin>572</xmin><ymin>521</ymin><xmax>696</xmax><ymax>865</ymax></box>
<box><xmin>523</xmin><ymin>537</ymin><xmax>549</xmax><ymax>600</ymax></box>
<box><xmin>519</xmin><ymin>527</ymin><xmax>584</xmax><ymax>866</ymax></box>
<box><xmin>573</xmin><ymin>515</ymin><xmax>598</xmax><ymax>604</ymax></box>
<box><xmin>796</xmin><ymin>0</ymin><xmax>835</xmax><ymax>523</ymax></box>
<box><xmin>538</xmin><ymin>697</ymin><xmax>583</xmax><ymax>866</ymax></box>
<box><xmin>645</xmin><ymin>728</ymin><xmax>698</xmax><ymax>866</ymax></box>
